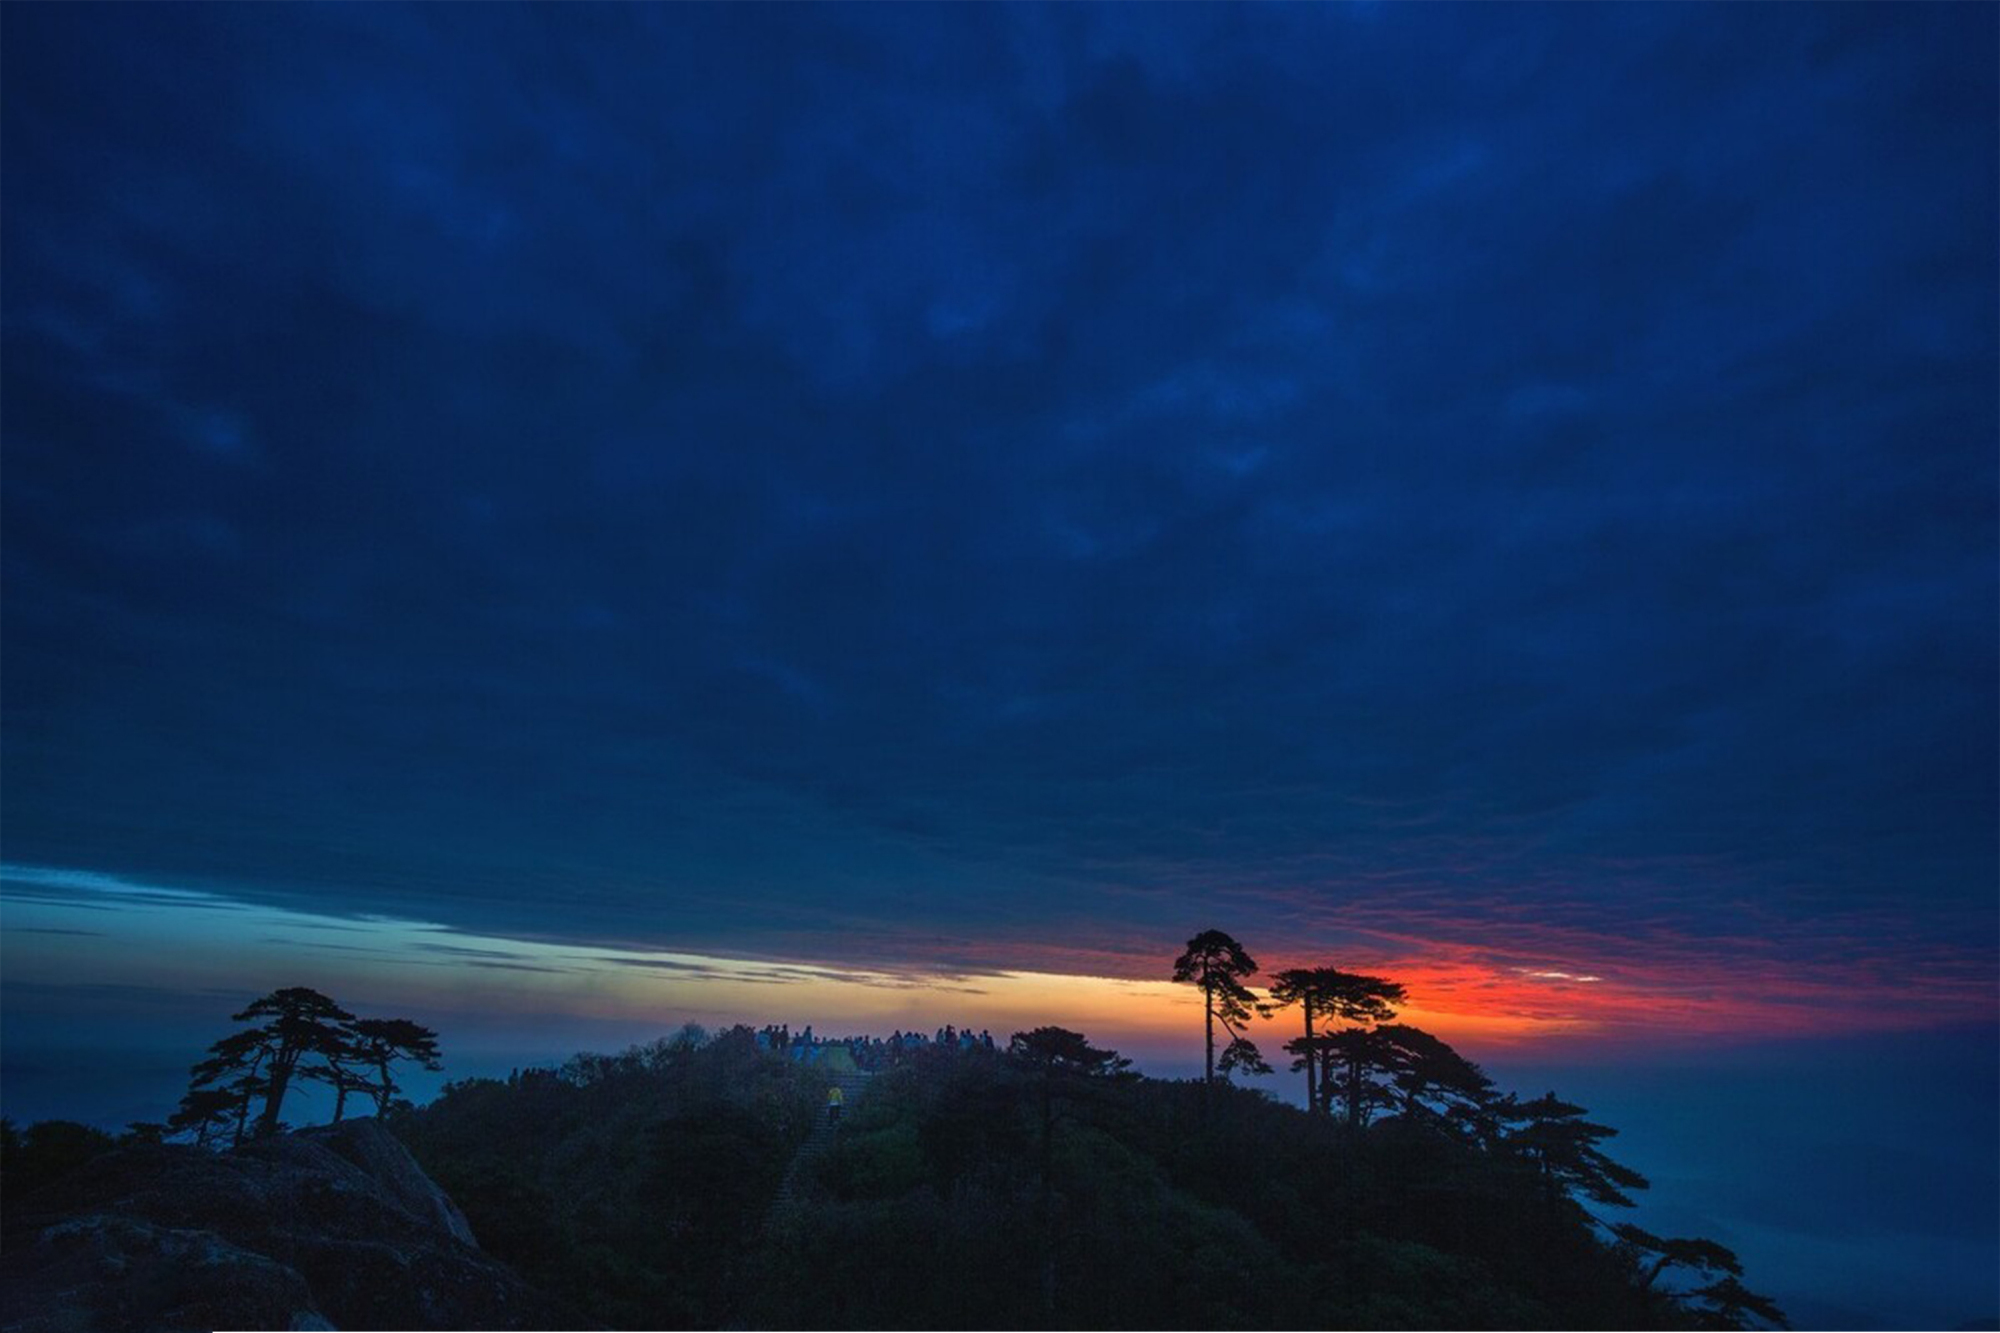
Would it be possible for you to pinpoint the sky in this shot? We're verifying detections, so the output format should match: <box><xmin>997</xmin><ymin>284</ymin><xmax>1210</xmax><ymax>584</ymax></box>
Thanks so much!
<box><xmin>2</xmin><ymin>4</ymin><xmax>1995</xmax><ymax>1329</ymax></box>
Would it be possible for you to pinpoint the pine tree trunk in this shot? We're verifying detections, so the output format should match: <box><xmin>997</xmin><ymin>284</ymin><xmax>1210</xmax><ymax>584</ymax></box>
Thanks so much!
<box><xmin>257</xmin><ymin>1052</ymin><xmax>295</xmax><ymax>1138</ymax></box>
<box><xmin>1303</xmin><ymin>995</ymin><xmax>1317</xmax><ymax>1114</ymax></box>
<box><xmin>234</xmin><ymin>1049</ymin><xmax>266</xmax><ymax>1147</ymax></box>
<box><xmin>1203</xmin><ymin>974</ymin><xmax>1215</xmax><ymax>1085</ymax></box>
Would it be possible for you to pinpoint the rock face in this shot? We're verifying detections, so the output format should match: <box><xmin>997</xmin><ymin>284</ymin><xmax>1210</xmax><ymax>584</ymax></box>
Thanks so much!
<box><xmin>0</xmin><ymin>1119</ymin><xmax>582</xmax><ymax>1332</ymax></box>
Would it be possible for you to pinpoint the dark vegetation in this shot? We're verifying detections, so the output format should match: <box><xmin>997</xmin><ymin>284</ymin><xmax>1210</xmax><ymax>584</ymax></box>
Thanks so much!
<box><xmin>392</xmin><ymin>1025</ymin><xmax>825</xmax><ymax>1329</ymax></box>
<box><xmin>2</xmin><ymin>933</ymin><xmax>1786</xmax><ymax>1331</ymax></box>
<box><xmin>384</xmin><ymin>929</ymin><xmax>1781</xmax><ymax>1330</ymax></box>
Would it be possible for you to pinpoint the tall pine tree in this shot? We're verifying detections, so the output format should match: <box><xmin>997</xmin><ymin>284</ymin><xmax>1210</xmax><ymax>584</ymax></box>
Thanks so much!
<box><xmin>1171</xmin><ymin>929</ymin><xmax>1271</xmax><ymax>1085</ymax></box>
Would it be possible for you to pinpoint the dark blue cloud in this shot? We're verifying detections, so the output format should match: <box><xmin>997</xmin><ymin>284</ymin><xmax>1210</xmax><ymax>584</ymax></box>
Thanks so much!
<box><xmin>3</xmin><ymin>4</ymin><xmax>1994</xmax><ymax>985</ymax></box>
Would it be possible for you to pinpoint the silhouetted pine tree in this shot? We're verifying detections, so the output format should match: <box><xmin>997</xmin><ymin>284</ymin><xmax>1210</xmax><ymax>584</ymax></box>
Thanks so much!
<box><xmin>236</xmin><ymin>988</ymin><xmax>356</xmax><ymax>1137</ymax></box>
<box><xmin>349</xmin><ymin>1017</ymin><xmax>443</xmax><ymax>1116</ymax></box>
<box><xmin>179</xmin><ymin>989</ymin><xmax>438</xmax><ymax>1141</ymax></box>
<box><xmin>1685</xmin><ymin>1276</ymin><xmax>1788</xmax><ymax>1330</ymax></box>
<box><xmin>1320</xmin><ymin>1027</ymin><xmax>1403</xmax><ymax>1127</ymax></box>
<box><xmin>1008</xmin><ymin>1027</ymin><xmax>1131</xmax><ymax>1320</ymax></box>
<box><xmin>300</xmin><ymin>1028</ymin><xmax>383</xmax><ymax>1122</ymax></box>
<box><xmin>1269</xmin><ymin>967</ymin><xmax>1406</xmax><ymax>1115</ymax></box>
<box><xmin>1497</xmin><ymin>1091</ymin><xmax>1648</xmax><ymax>1208</ymax></box>
<box><xmin>186</xmin><ymin>1027</ymin><xmax>272</xmax><ymax>1146</ymax></box>
<box><xmin>166</xmin><ymin>1087</ymin><xmax>240</xmax><ymax>1148</ymax></box>
<box><xmin>1171</xmin><ymin>930</ymin><xmax>1271</xmax><ymax>1086</ymax></box>
<box><xmin>1612</xmin><ymin>1225</ymin><xmax>1787</xmax><ymax>1328</ymax></box>
<box><xmin>1269</xmin><ymin>969</ymin><xmax>1328</xmax><ymax>1113</ymax></box>
<box><xmin>1376</xmin><ymin>1023</ymin><xmax>1497</xmax><ymax>1138</ymax></box>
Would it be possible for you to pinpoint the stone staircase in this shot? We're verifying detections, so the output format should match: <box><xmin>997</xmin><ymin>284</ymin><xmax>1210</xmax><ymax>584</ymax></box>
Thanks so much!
<box><xmin>763</xmin><ymin>1069</ymin><xmax>872</xmax><ymax>1230</ymax></box>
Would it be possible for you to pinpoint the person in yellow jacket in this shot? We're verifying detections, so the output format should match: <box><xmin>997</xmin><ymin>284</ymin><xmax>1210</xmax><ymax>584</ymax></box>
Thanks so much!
<box><xmin>826</xmin><ymin>1083</ymin><xmax>844</xmax><ymax>1126</ymax></box>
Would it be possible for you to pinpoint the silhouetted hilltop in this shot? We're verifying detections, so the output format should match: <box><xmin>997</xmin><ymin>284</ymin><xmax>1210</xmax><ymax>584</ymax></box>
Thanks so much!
<box><xmin>0</xmin><ymin>1019</ymin><xmax>1786</xmax><ymax>1331</ymax></box>
<box><xmin>390</xmin><ymin>1025</ymin><xmax>1768</xmax><ymax>1330</ymax></box>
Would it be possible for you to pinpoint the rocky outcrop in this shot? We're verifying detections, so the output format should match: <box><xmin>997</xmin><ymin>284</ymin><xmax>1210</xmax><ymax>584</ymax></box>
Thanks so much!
<box><xmin>0</xmin><ymin>1119</ymin><xmax>581</xmax><ymax>1332</ymax></box>
<box><xmin>302</xmin><ymin>1117</ymin><xmax>478</xmax><ymax>1248</ymax></box>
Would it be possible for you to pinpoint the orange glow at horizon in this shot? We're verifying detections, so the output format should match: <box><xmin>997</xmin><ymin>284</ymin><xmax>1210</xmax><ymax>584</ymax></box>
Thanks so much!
<box><xmin>5</xmin><ymin>864</ymin><xmax>1994</xmax><ymax>1071</ymax></box>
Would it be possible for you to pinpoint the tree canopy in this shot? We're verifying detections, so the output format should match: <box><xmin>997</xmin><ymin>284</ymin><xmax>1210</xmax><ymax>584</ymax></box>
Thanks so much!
<box><xmin>234</xmin><ymin>987</ymin><xmax>356</xmax><ymax>1138</ymax></box>
<box><xmin>350</xmin><ymin>1017</ymin><xmax>444</xmax><ymax>1116</ymax></box>
<box><xmin>1497</xmin><ymin>1091</ymin><xmax>1650</xmax><ymax>1209</ymax></box>
<box><xmin>1008</xmin><ymin>1026</ymin><xmax>1131</xmax><ymax>1079</ymax></box>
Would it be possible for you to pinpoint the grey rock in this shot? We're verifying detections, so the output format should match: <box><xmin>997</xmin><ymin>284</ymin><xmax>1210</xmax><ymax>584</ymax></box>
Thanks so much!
<box><xmin>0</xmin><ymin>1119</ymin><xmax>583</xmax><ymax>1332</ymax></box>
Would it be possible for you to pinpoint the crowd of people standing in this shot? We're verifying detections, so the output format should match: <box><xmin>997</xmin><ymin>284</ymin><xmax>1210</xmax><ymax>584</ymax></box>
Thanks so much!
<box><xmin>752</xmin><ymin>1023</ymin><xmax>997</xmax><ymax>1071</ymax></box>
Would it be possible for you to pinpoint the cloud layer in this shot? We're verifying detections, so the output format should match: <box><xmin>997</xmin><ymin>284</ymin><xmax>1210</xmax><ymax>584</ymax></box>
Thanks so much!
<box><xmin>3</xmin><ymin>5</ymin><xmax>1994</xmax><ymax>1037</ymax></box>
